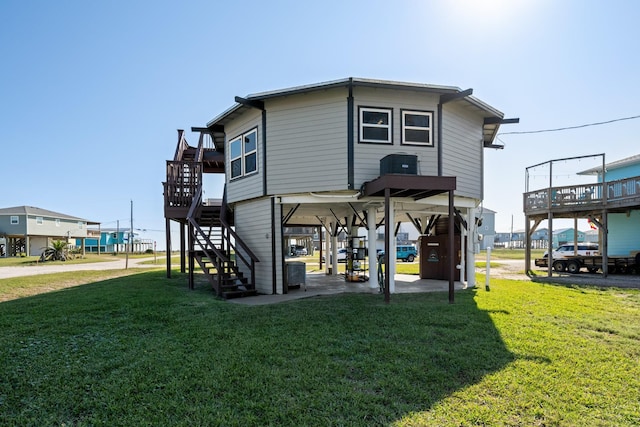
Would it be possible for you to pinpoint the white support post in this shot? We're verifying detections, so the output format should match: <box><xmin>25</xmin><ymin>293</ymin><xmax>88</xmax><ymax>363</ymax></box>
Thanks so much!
<box><xmin>331</xmin><ymin>222</ymin><xmax>338</xmax><ymax>276</ymax></box>
<box><xmin>388</xmin><ymin>201</ymin><xmax>396</xmax><ymax>294</ymax></box>
<box><xmin>368</xmin><ymin>206</ymin><xmax>378</xmax><ymax>289</ymax></box>
<box><xmin>466</xmin><ymin>207</ymin><xmax>476</xmax><ymax>288</ymax></box>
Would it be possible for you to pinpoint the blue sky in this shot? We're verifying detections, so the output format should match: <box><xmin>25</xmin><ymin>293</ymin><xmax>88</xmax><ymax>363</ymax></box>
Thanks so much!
<box><xmin>2</xmin><ymin>0</ymin><xmax>639</xmax><ymax>248</ymax></box>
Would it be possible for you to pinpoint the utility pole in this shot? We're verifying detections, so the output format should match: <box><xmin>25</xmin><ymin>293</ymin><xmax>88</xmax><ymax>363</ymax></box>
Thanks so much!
<box><xmin>130</xmin><ymin>199</ymin><xmax>134</xmax><ymax>254</ymax></box>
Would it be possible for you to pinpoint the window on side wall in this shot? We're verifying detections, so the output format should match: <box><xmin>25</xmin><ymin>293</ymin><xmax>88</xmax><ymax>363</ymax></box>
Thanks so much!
<box><xmin>229</xmin><ymin>128</ymin><xmax>258</xmax><ymax>179</ymax></box>
<box><xmin>36</xmin><ymin>216</ymin><xmax>43</xmax><ymax>225</ymax></box>
<box><xmin>10</xmin><ymin>216</ymin><xmax>18</xmax><ymax>225</ymax></box>
<box><xmin>402</xmin><ymin>110</ymin><xmax>433</xmax><ymax>146</ymax></box>
<box><xmin>359</xmin><ymin>107</ymin><xmax>392</xmax><ymax>144</ymax></box>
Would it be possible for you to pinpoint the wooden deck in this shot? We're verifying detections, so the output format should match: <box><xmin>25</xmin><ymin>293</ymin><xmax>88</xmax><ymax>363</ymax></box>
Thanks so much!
<box><xmin>524</xmin><ymin>175</ymin><xmax>640</xmax><ymax>219</ymax></box>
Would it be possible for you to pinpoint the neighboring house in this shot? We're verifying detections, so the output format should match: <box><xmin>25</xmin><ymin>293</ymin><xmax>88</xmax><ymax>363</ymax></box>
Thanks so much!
<box><xmin>524</xmin><ymin>153</ymin><xmax>640</xmax><ymax>273</ymax></box>
<box><xmin>476</xmin><ymin>208</ymin><xmax>496</xmax><ymax>250</ymax></box>
<box><xmin>74</xmin><ymin>229</ymin><xmax>154</xmax><ymax>254</ymax></box>
<box><xmin>164</xmin><ymin>78</ymin><xmax>516</xmax><ymax>298</ymax></box>
<box><xmin>0</xmin><ymin>206</ymin><xmax>99</xmax><ymax>257</ymax></box>
<box><xmin>577</xmin><ymin>154</ymin><xmax>640</xmax><ymax>256</ymax></box>
<box><xmin>551</xmin><ymin>228</ymin><xmax>586</xmax><ymax>247</ymax></box>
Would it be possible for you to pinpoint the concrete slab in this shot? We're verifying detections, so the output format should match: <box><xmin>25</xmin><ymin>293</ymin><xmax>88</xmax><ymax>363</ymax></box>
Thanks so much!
<box><xmin>228</xmin><ymin>271</ymin><xmax>469</xmax><ymax>306</ymax></box>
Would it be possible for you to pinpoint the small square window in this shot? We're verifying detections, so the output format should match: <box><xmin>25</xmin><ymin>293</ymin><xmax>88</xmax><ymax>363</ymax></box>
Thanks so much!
<box><xmin>359</xmin><ymin>107</ymin><xmax>392</xmax><ymax>144</ymax></box>
<box><xmin>36</xmin><ymin>216</ymin><xmax>43</xmax><ymax>225</ymax></box>
<box><xmin>402</xmin><ymin>110</ymin><xmax>433</xmax><ymax>146</ymax></box>
<box><xmin>10</xmin><ymin>216</ymin><xmax>18</xmax><ymax>225</ymax></box>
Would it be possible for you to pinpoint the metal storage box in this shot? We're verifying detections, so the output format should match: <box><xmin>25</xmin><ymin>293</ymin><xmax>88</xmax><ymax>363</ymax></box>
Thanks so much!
<box><xmin>286</xmin><ymin>261</ymin><xmax>306</xmax><ymax>289</ymax></box>
<box><xmin>380</xmin><ymin>154</ymin><xmax>418</xmax><ymax>175</ymax></box>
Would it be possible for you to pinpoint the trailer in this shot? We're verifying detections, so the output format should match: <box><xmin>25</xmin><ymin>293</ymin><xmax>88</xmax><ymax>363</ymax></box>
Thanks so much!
<box><xmin>535</xmin><ymin>254</ymin><xmax>640</xmax><ymax>274</ymax></box>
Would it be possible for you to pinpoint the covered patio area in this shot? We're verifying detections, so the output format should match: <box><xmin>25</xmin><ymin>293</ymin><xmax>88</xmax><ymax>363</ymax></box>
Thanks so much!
<box><xmin>228</xmin><ymin>271</ymin><xmax>469</xmax><ymax>306</ymax></box>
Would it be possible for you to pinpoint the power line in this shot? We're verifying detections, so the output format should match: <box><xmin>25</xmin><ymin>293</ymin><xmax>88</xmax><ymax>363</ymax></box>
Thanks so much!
<box><xmin>498</xmin><ymin>114</ymin><xmax>640</xmax><ymax>135</ymax></box>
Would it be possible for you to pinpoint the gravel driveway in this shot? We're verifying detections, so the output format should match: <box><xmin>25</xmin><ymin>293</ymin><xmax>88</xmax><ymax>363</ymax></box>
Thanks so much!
<box><xmin>0</xmin><ymin>257</ymin><xmax>163</xmax><ymax>280</ymax></box>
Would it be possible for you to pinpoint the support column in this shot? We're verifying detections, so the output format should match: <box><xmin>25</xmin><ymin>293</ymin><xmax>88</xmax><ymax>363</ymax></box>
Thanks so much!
<box><xmin>466</xmin><ymin>207</ymin><xmax>476</xmax><ymax>288</ymax></box>
<box><xmin>165</xmin><ymin>218</ymin><xmax>171</xmax><ymax>278</ymax></box>
<box><xmin>331</xmin><ymin>222</ymin><xmax>338</xmax><ymax>276</ymax></box>
<box><xmin>368</xmin><ymin>206</ymin><xmax>378</xmax><ymax>290</ymax></box>
<box><xmin>387</xmin><ymin>194</ymin><xmax>396</xmax><ymax>295</ymax></box>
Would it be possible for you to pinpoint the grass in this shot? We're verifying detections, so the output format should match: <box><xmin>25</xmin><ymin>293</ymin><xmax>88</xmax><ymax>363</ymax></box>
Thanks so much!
<box><xmin>0</xmin><ymin>270</ymin><xmax>639</xmax><ymax>425</ymax></box>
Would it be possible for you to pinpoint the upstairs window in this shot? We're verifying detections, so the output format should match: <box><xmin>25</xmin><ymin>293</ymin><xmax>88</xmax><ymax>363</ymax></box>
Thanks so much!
<box><xmin>230</xmin><ymin>128</ymin><xmax>258</xmax><ymax>179</ymax></box>
<box><xmin>402</xmin><ymin>110</ymin><xmax>433</xmax><ymax>146</ymax></box>
<box><xmin>359</xmin><ymin>107</ymin><xmax>392</xmax><ymax>144</ymax></box>
<box><xmin>36</xmin><ymin>216</ymin><xmax>43</xmax><ymax>225</ymax></box>
<box><xmin>10</xmin><ymin>216</ymin><xmax>18</xmax><ymax>225</ymax></box>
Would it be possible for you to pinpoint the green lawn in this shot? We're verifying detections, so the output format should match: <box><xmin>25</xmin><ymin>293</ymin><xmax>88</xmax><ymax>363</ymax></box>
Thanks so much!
<box><xmin>0</xmin><ymin>270</ymin><xmax>638</xmax><ymax>425</ymax></box>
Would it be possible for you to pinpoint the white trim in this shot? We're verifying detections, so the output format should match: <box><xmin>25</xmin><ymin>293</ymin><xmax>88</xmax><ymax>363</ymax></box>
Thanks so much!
<box><xmin>359</xmin><ymin>107</ymin><xmax>392</xmax><ymax>144</ymax></box>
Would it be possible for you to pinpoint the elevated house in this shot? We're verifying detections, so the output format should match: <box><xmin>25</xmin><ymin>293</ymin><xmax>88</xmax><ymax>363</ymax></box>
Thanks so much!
<box><xmin>524</xmin><ymin>154</ymin><xmax>640</xmax><ymax>275</ymax></box>
<box><xmin>163</xmin><ymin>78</ymin><xmax>517</xmax><ymax>300</ymax></box>
<box><xmin>0</xmin><ymin>206</ymin><xmax>99</xmax><ymax>257</ymax></box>
<box><xmin>74</xmin><ymin>229</ymin><xmax>154</xmax><ymax>254</ymax></box>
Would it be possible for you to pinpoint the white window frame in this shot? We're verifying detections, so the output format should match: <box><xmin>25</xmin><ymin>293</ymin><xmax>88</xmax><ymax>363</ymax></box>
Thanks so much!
<box><xmin>56</xmin><ymin>219</ymin><xmax>60</xmax><ymax>227</ymax></box>
<box><xmin>359</xmin><ymin>107</ymin><xmax>392</xmax><ymax>144</ymax></box>
<box><xmin>401</xmin><ymin>110</ymin><xmax>434</xmax><ymax>146</ymax></box>
<box><xmin>10</xmin><ymin>216</ymin><xmax>18</xmax><ymax>225</ymax></box>
<box><xmin>36</xmin><ymin>216</ymin><xmax>44</xmax><ymax>225</ymax></box>
<box><xmin>229</xmin><ymin>128</ymin><xmax>258</xmax><ymax>180</ymax></box>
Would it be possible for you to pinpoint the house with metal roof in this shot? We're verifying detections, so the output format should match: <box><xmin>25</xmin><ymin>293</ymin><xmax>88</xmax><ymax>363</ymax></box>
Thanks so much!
<box><xmin>0</xmin><ymin>206</ymin><xmax>99</xmax><ymax>257</ymax></box>
<box><xmin>163</xmin><ymin>78</ymin><xmax>517</xmax><ymax>300</ymax></box>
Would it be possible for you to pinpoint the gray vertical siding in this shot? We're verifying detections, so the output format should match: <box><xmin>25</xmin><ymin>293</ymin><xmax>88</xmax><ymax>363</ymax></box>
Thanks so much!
<box><xmin>234</xmin><ymin>197</ymin><xmax>282</xmax><ymax>294</ymax></box>
<box><xmin>226</xmin><ymin>109</ymin><xmax>265</xmax><ymax>204</ymax></box>
<box><xmin>265</xmin><ymin>89</ymin><xmax>348</xmax><ymax>194</ymax></box>
<box><xmin>441</xmin><ymin>102</ymin><xmax>484</xmax><ymax>199</ymax></box>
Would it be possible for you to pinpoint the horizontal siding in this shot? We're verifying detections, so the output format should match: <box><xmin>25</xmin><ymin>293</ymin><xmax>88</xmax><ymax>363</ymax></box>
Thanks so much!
<box><xmin>266</xmin><ymin>89</ymin><xmax>348</xmax><ymax>194</ymax></box>
<box><xmin>26</xmin><ymin>217</ymin><xmax>87</xmax><ymax>237</ymax></box>
<box><xmin>441</xmin><ymin>102</ymin><xmax>483</xmax><ymax>199</ymax></box>
<box><xmin>225</xmin><ymin>109</ymin><xmax>264</xmax><ymax>204</ymax></box>
<box><xmin>353</xmin><ymin>87</ymin><xmax>440</xmax><ymax>187</ymax></box>
<box><xmin>608</xmin><ymin>211</ymin><xmax>640</xmax><ymax>256</ymax></box>
<box><xmin>234</xmin><ymin>197</ymin><xmax>283</xmax><ymax>294</ymax></box>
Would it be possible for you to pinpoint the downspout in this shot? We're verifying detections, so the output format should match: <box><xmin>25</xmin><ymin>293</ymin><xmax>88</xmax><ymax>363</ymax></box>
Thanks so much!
<box><xmin>262</xmin><ymin>110</ymin><xmax>268</xmax><ymax>196</ymax></box>
<box><xmin>347</xmin><ymin>78</ymin><xmax>354</xmax><ymax>189</ymax></box>
<box><xmin>271</xmin><ymin>197</ymin><xmax>277</xmax><ymax>295</ymax></box>
<box><xmin>437</xmin><ymin>102</ymin><xmax>443</xmax><ymax>176</ymax></box>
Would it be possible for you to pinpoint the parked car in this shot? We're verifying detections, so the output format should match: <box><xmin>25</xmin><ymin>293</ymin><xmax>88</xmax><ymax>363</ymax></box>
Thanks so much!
<box><xmin>289</xmin><ymin>245</ymin><xmax>308</xmax><ymax>256</ymax></box>
<box><xmin>377</xmin><ymin>245</ymin><xmax>418</xmax><ymax>262</ymax></box>
<box><xmin>543</xmin><ymin>243</ymin><xmax>599</xmax><ymax>258</ymax></box>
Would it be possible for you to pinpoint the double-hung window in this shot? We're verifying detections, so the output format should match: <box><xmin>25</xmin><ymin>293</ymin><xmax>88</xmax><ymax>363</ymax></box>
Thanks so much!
<box><xmin>36</xmin><ymin>216</ymin><xmax>43</xmax><ymax>225</ymax></box>
<box><xmin>402</xmin><ymin>110</ymin><xmax>433</xmax><ymax>146</ymax></box>
<box><xmin>230</xmin><ymin>128</ymin><xmax>258</xmax><ymax>179</ymax></box>
<box><xmin>359</xmin><ymin>107</ymin><xmax>392</xmax><ymax>144</ymax></box>
<box><xmin>10</xmin><ymin>216</ymin><xmax>18</xmax><ymax>225</ymax></box>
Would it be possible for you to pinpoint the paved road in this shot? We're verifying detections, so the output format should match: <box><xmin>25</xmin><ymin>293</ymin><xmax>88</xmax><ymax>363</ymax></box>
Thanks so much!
<box><xmin>0</xmin><ymin>257</ymin><xmax>165</xmax><ymax>280</ymax></box>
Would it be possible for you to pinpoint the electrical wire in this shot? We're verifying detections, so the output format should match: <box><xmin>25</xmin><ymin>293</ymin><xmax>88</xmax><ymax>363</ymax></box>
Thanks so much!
<box><xmin>498</xmin><ymin>114</ymin><xmax>640</xmax><ymax>135</ymax></box>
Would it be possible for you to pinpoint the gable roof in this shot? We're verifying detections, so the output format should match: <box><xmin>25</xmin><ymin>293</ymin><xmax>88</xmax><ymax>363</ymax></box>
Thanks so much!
<box><xmin>578</xmin><ymin>154</ymin><xmax>640</xmax><ymax>175</ymax></box>
<box><xmin>206</xmin><ymin>77</ymin><xmax>506</xmax><ymax>149</ymax></box>
<box><xmin>0</xmin><ymin>206</ymin><xmax>96</xmax><ymax>224</ymax></box>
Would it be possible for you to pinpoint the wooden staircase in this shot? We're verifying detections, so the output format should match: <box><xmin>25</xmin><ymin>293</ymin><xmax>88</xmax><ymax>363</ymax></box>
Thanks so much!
<box><xmin>164</xmin><ymin>129</ymin><xmax>259</xmax><ymax>299</ymax></box>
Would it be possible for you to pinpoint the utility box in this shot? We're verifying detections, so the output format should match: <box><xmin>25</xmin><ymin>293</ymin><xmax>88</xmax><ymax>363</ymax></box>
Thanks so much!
<box><xmin>380</xmin><ymin>154</ymin><xmax>418</xmax><ymax>175</ymax></box>
<box><xmin>286</xmin><ymin>261</ymin><xmax>306</xmax><ymax>290</ymax></box>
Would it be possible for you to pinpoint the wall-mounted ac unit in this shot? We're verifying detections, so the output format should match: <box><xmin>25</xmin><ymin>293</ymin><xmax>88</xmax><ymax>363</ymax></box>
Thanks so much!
<box><xmin>380</xmin><ymin>154</ymin><xmax>418</xmax><ymax>175</ymax></box>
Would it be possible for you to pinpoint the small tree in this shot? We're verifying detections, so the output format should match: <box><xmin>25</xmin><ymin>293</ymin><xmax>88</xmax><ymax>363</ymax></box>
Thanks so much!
<box><xmin>40</xmin><ymin>240</ymin><xmax>69</xmax><ymax>262</ymax></box>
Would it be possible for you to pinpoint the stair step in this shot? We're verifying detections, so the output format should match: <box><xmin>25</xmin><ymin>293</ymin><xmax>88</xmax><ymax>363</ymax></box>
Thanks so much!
<box><xmin>222</xmin><ymin>288</ymin><xmax>258</xmax><ymax>299</ymax></box>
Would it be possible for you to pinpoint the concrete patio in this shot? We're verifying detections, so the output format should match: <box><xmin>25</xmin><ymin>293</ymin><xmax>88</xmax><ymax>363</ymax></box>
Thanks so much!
<box><xmin>228</xmin><ymin>271</ymin><xmax>469</xmax><ymax>306</ymax></box>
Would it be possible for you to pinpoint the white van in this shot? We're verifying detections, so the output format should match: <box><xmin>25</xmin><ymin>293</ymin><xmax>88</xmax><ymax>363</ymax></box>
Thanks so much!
<box><xmin>544</xmin><ymin>243</ymin><xmax>599</xmax><ymax>259</ymax></box>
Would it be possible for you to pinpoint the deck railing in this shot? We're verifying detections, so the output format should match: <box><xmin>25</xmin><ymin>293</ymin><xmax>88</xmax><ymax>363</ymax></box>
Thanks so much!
<box><xmin>524</xmin><ymin>175</ymin><xmax>640</xmax><ymax>213</ymax></box>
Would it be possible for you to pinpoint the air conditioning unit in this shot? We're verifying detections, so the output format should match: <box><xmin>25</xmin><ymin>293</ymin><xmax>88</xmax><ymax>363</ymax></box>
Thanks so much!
<box><xmin>380</xmin><ymin>154</ymin><xmax>418</xmax><ymax>175</ymax></box>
